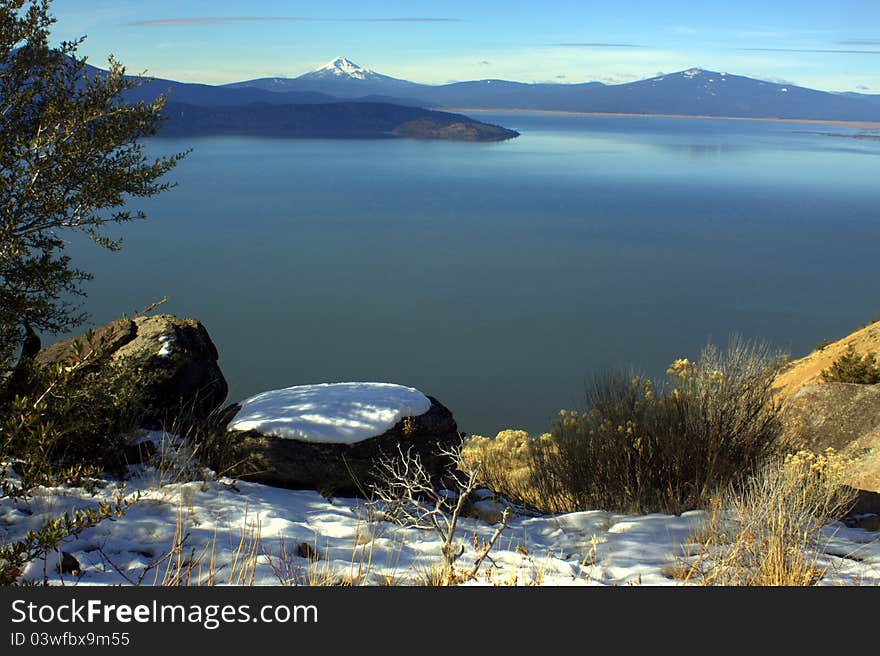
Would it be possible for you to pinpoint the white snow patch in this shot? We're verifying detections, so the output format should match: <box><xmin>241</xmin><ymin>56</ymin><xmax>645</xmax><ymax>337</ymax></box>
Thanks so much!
<box><xmin>780</xmin><ymin>87</ymin><xmax>789</xmax><ymax>92</ymax></box>
<box><xmin>227</xmin><ymin>382</ymin><xmax>432</xmax><ymax>444</ymax></box>
<box><xmin>5</xmin><ymin>471</ymin><xmax>879</xmax><ymax>587</ymax></box>
<box><xmin>317</xmin><ymin>56</ymin><xmax>375</xmax><ymax>80</ymax></box>
<box><xmin>683</xmin><ymin>68</ymin><xmax>702</xmax><ymax>78</ymax></box>
<box><xmin>157</xmin><ymin>334</ymin><xmax>174</xmax><ymax>358</ymax></box>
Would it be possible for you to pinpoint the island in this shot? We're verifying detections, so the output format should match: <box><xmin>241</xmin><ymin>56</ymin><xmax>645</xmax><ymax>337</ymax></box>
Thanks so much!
<box><xmin>159</xmin><ymin>101</ymin><xmax>520</xmax><ymax>142</ymax></box>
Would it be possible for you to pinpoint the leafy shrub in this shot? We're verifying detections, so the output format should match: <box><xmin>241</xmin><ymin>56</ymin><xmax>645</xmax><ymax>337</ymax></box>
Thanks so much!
<box><xmin>528</xmin><ymin>338</ymin><xmax>786</xmax><ymax>514</ymax></box>
<box><xmin>0</xmin><ymin>333</ymin><xmax>145</xmax><ymax>583</ymax></box>
<box><xmin>2</xmin><ymin>332</ymin><xmax>151</xmax><ymax>475</ymax></box>
<box><xmin>820</xmin><ymin>346</ymin><xmax>880</xmax><ymax>385</ymax></box>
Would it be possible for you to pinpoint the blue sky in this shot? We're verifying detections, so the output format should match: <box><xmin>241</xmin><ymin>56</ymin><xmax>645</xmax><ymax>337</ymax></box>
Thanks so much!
<box><xmin>50</xmin><ymin>0</ymin><xmax>880</xmax><ymax>92</ymax></box>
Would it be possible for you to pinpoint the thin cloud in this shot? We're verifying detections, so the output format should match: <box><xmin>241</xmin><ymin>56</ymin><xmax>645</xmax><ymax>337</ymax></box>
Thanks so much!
<box><xmin>836</xmin><ymin>39</ymin><xmax>880</xmax><ymax>46</ymax></box>
<box><xmin>551</xmin><ymin>43</ymin><xmax>646</xmax><ymax>48</ymax></box>
<box><xmin>126</xmin><ymin>16</ymin><xmax>462</xmax><ymax>27</ymax></box>
<box><xmin>736</xmin><ymin>47</ymin><xmax>880</xmax><ymax>54</ymax></box>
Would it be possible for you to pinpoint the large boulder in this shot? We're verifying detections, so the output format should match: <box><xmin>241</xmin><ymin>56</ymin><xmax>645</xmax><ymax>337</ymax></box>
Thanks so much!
<box><xmin>225</xmin><ymin>383</ymin><xmax>462</xmax><ymax>497</ymax></box>
<box><xmin>782</xmin><ymin>382</ymin><xmax>880</xmax><ymax>511</ymax></box>
<box><xmin>37</xmin><ymin>314</ymin><xmax>228</xmax><ymax>427</ymax></box>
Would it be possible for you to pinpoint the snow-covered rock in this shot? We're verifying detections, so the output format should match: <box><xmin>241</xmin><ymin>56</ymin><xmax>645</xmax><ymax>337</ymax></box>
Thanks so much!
<box><xmin>228</xmin><ymin>382</ymin><xmax>432</xmax><ymax>444</ymax></box>
<box><xmin>226</xmin><ymin>383</ymin><xmax>460</xmax><ymax>496</ymax></box>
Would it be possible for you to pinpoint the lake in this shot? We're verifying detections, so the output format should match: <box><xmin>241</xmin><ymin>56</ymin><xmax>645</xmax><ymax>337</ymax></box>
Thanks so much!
<box><xmin>66</xmin><ymin>112</ymin><xmax>880</xmax><ymax>437</ymax></box>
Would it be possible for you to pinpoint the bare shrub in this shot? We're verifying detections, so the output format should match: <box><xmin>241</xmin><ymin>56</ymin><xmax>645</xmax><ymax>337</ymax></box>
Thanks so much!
<box><xmin>370</xmin><ymin>443</ymin><xmax>510</xmax><ymax>584</ymax></box>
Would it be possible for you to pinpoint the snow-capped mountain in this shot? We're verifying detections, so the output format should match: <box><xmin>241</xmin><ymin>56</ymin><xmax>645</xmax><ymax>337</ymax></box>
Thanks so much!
<box><xmin>224</xmin><ymin>56</ymin><xmax>421</xmax><ymax>96</ymax></box>
<box><xmin>582</xmin><ymin>68</ymin><xmax>880</xmax><ymax>120</ymax></box>
<box><xmin>217</xmin><ymin>61</ymin><xmax>880</xmax><ymax>121</ymax></box>
<box><xmin>302</xmin><ymin>56</ymin><xmax>385</xmax><ymax>81</ymax></box>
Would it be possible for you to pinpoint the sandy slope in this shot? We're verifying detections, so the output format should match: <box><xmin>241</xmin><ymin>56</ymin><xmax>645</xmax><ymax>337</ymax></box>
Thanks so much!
<box><xmin>774</xmin><ymin>319</ymin><xmax>880</xmax><ymax>401</ymax></box>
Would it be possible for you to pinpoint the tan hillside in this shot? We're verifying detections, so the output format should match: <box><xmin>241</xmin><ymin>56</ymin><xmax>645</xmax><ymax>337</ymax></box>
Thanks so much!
<box><xmin>774</xmin><ymin>319</ymin><xmax>880</xmax><ymax>401</ymax></box>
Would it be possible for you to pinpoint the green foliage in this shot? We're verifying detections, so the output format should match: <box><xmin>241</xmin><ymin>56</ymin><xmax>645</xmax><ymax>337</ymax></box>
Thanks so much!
<box><xmin>0</xmin><ymin>1</ymin><xmax>180</xmax><ymax>583</ymax></box>
<box><xmin>529</xmin><ymin>338</ymin><xmax>786</xmax><ymax>514</ymax></box>
<box><xmin>0</xmin><ymin>0</ymin><xmax>185</xmax><ymax>370</ymax></box>
<box><xmin>0</xmin><ymin>330</ymin><xmax>147</xmax><ymax>583</ymax></box>
<box><xmin>2</xmin><ymin>331</ymin><xmax>150</xmax><ymax>474</ymax></box>
<box><xmin>820</xmin><ymin>346</ymin><xmax>880</xmax><ymax>385</ymax></box>
<box><xmin>0</xmin><ymin>493</ymin><xmax>131</xmax><ymax>585</ymax></box>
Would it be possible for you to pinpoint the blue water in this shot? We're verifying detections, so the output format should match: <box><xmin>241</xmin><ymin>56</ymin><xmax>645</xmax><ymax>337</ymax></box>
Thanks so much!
<box><xmin>66</xmin><ymin>113</ymin><xmax>880</xmax><ymax>436</ymax></box>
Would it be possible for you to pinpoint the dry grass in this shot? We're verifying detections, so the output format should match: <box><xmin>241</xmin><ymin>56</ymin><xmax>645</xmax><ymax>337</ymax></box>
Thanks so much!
<box><xmin>145</xmin><ymin>504</ymin><xmax>262</xmax><ymax>586</ymax></box>
<box><xmin>678</xmin><ymin>449</ymin><xmax>857</xmax><ymax>586</ymax></box>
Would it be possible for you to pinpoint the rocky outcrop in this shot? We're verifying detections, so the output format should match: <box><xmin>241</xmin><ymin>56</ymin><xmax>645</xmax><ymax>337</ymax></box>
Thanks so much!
<box><xmin>227</xmin><ymin>396</ymin><xmax>462</xmax><ymax>497</ymax></box>
<box><xmin>782</xmin><ymin>382</ymin><xmax>880</xmax><ymax>510</ymax></box>
<box><xmin>36</xmin><ymin>314</ymin><xmax>228</xmax><ymax>427</ymax></box>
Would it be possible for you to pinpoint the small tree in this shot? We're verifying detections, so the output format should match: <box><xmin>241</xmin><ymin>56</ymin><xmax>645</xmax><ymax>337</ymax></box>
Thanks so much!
<box><xmin>0</xmin><ymin>0</ymin><xmax>181</xmax><ymax>584</ymax></box>
<box><xmin>820</xmin><ymin>346</ymin><xmax>880</xmax><ymax>385</ymax></box>
<box><xmin>0</xmin><ymin>0</ymin><xmax>184</xmax><ymax>376</ymax></box>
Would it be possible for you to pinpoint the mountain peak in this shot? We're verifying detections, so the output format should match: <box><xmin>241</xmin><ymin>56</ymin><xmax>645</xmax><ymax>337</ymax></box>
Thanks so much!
<box><xmin>682</xmin><ymin>68</ymin><xmax>710</xmax><ymax>78</ymax></box>
<box><xmin>316</xmin><ymin>56</ymin><xmax>374</xmax><ymax>80</ymax></box>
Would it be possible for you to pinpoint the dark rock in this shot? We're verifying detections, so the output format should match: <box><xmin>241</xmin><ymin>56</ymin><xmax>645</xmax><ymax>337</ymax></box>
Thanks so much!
<box><xmin>1</xmin><ymin>323</ymin><xmax>43</xmax><ymax>403</ymax></box>
<box><xmin>851</xmin><ymin>490</ymin><xmax>880</xmax><ymax>515</ymax></box>
<box><xmin>843</xmin><ymin>513</ymin><xmax>880</xmax><ymax>533</ymax></box>
<box><xmin>57</xmin><ymin>551</ymin><xmax>80</xmax><ymax>576</ymax></box>
<box><xmin>36</xmin><ymin>314</ymin><xmax>228</xmax><ymax>428</ymax></box>
<box><xmin>297</xmin><ymin>542</ymin><xmax>319</xmax><ymax>561</ymax></box>
<box><xmin>228</xmin><ymin>396</ymin><xmax>462</xmax><ymax>497</ymax></box>
<box><xmin>856</xmin><ymin>515</ymin><xmax>880</xmax><ymax>532</ymax></box>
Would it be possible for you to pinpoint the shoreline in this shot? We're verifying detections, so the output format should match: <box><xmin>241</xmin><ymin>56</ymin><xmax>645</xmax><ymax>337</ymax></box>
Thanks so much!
<box><xmin>443</xmin><ymin>108</ymin><xmax>880</xmax><ymax>131</ymax></box>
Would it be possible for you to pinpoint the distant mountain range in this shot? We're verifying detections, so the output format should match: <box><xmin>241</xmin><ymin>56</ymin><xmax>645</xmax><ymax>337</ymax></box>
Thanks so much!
<box><xmin>114</xmin><ymin>56</ymin><xmax>880</xmax><ymax>141</ymax></box>
<box><xmin>216</xmin><ymin>57</ymin><xmax>880</xmax><ymax>123</ymax></box>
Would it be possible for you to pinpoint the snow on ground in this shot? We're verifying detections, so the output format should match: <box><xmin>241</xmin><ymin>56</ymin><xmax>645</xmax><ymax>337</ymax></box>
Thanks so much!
<box><xmin>3</xmin><ymin>453</ymin><xmax>879</xmax><ymax>586</ymax></box>
<box><xmin>227</xmin><ymin>382</ymin><xmax>432</xmax><ymax>444</ymax></box>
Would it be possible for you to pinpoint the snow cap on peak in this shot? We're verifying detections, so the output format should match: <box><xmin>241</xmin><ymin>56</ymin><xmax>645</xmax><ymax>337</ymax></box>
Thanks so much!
<box><xmin>318</xmin><ymin>56</ymin><xmax>374</xmax><ymax>79</ymax></box>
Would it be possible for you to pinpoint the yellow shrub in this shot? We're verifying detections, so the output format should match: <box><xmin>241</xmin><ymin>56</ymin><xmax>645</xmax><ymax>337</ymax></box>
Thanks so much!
<box><xmin>461</xmin><ymin>429</ymin><xmax>554</xmax><ymax>509</ymax></box>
